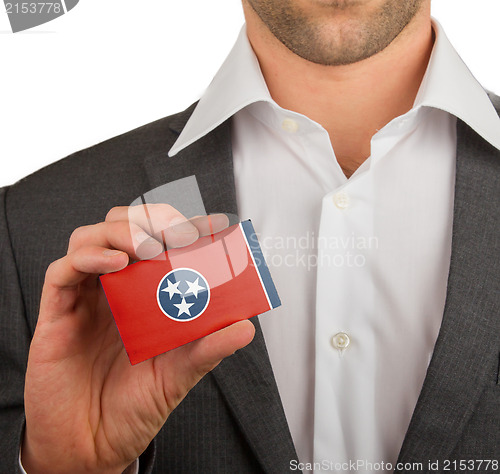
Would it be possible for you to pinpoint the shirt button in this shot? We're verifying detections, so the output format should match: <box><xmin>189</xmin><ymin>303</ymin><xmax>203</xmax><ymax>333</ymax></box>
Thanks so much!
<box><xmin>282</xmin><ymin>118</ymin><xmax>299</xmax><ymax>133</ymax></box>
<box><xmin>331</xmin><ymin>332</ymin><xmax>350</xmax><ymax>350</ymax></box>
<box><xmin>333</xmin><ymin>192</ymin><xmax>350</xmax><ymax>210</ymax></box>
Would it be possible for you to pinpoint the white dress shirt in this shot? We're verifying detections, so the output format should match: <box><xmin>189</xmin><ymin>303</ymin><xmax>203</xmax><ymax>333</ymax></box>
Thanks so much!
<box><xmin>169</xmin><ymin>19</ymin><xmax>500</xmax><ymax>473</ymax></box>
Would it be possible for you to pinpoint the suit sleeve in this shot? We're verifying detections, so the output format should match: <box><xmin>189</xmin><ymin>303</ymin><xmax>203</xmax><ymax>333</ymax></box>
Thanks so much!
<box><xmin>0</xmin><ymin>186</ymin><xmax>31</xmax><ymax>474</ymax></box>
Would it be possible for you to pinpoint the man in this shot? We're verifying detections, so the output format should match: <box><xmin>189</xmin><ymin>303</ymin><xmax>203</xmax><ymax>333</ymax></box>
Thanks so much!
<box><xmin>1</xmin><ymin>0</ymin><xmax>499</xmax><ymax>473</ymax></box>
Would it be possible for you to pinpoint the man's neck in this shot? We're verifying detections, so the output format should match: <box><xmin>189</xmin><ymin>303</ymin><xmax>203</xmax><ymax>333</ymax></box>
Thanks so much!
<box><xmin>244</xmin><ymin>5</ymin><xmax>434</xmax><ymax>178</ymax></box>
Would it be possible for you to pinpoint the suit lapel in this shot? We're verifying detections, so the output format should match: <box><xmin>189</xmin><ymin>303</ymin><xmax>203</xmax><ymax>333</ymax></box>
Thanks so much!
<box><xmin>211</xmin><ymin>322</ymin><xmax>300</xmax><ymax>473</ymax></box>
<box><xmin>396</xmin><ymin>119</ymin><xmax>500</xmax><ymax>467</ymax></box>
<box><xmin>143</xmin><ymin>109</ymin><xmax>299</xmax><ymax>473</ymax></box>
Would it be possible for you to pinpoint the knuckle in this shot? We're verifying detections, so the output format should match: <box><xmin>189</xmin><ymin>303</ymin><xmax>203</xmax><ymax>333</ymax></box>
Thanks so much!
<box><xmin>68</xmin><ymin>226</ymin><xmax>87</xmax><ymax>248</ymax></box>
<box><xmin>105</xmin><ymin>206</ymin><xmax>123</xmax><ymax>222</ymax></box>
<box><xmin>68</xmin><ymin>223</ymin><xmax>103</xmax><ymax>252</ymax></box>
<box><xmin>146</xmin><ymin>203</ymin><xmax>177</xmax><ymax>216</ymax></box>
<box><xmin>126</xmin><ymin>204</ymin><xmax>150</xmax><ymax>223</ymax></box>
<box><xmin>44</xmin><ymin>259</ymin><xmax>61</xmax><ymax>283</ymax></box>
<box><xmin>126</xmin><ymin>221</ymin><xmax>142</xmax><ymax>236</ymax></box>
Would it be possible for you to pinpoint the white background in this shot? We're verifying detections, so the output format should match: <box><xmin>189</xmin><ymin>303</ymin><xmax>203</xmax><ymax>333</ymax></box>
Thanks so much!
<box><xmin>1</xmin><ymin>0</ymin><xmax>499</xmax><ymax>187</ymax></box>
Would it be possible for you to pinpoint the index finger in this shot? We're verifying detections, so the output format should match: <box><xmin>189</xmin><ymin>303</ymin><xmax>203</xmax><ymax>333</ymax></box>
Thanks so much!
<box><xmin>106</xmin><ymin>204</ymin><xmax>199</xmax><ymax>249</ymax></box>
<box><xmin>106</xmin><ymin>205</ymin><xmax>230</xmax><ymax>248</ymax></box>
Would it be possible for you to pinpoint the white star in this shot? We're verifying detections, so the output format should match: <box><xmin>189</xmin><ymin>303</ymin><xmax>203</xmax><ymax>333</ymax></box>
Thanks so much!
<box><xmin>173</xmin><ymin>297</ymin><xmax>194</xmax><ymax>317</ymax></box>
<box><xmin>185</xmin><ymin>277</ymin><xmax>205</xmax><ymax>298</ymax></box>
<box><xmin>161</xmin><ymin>279</ymin><xmax>181</xmax><ymax>299</ymax></box>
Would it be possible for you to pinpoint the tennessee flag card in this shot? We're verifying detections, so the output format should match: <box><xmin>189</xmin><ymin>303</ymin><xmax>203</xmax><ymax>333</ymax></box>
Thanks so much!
<box><xmin>100</xmin><ymin>220</ymin><xmax>281</xmax><ymax>365</ymax></box>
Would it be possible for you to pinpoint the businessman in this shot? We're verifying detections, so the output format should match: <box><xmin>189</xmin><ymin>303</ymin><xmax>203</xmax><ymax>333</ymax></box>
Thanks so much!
<box><xmin>1</xmin><ymin>0</ymin><xmax>499</xmax><ymax>473</ymax></box>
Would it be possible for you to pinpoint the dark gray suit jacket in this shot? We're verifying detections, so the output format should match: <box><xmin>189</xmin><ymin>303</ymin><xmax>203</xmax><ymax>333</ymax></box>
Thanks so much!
<box><xmin>0</xmin><ymin>97</ymin><xmax>499</xmax><ymax>473</ymax></box>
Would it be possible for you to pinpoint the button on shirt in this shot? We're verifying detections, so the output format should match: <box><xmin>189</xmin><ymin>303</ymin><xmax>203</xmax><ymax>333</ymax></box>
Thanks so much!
<box><xmin>169</xmin><ymin>20</ymin><xmax>500</xmax><ymax>473</ymax></box>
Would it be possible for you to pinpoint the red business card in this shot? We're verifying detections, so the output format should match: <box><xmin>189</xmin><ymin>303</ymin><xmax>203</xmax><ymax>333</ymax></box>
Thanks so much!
<box><xmin>100</xmin><ymin>220</ymin><xmax>280</xmax><ymax>365</ymax></box>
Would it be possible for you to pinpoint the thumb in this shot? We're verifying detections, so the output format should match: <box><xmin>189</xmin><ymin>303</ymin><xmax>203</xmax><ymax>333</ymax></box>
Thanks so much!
<box><xmin>154</xmin><ymin>320</ymin><xmax>255</xmax><ymax>407</ymax></box>
<box><xmin>186</xmin><ymin>319</ymin><xmax>256</xmax><ymax>373</ymax></box>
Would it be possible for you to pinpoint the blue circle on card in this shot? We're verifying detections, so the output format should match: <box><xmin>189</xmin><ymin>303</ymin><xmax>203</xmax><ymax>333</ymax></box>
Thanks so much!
<box><xmin>157</xmin><ymin>268</ymin><xmax>210</xmax><ymax>322</ymax></box>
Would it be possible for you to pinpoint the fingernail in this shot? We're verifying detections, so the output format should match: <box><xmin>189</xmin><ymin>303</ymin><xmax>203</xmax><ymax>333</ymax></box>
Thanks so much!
<box><xmin>103</xmin><ymin>249</ymin><xmax>124</xmax><ymax>257</ymax></box>
<box><xmin>170</xmin><ymin>217</ymin><xmax>197</xmax><ymax>234</ymax></box>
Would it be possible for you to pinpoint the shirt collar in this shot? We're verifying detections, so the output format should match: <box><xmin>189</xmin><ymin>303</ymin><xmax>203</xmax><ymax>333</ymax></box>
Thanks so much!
<box><xmin>414</xmin><ymin>19</ymin><xmax>500</xmax><ymax>150</ymax></box>
<box><xmin>169</xmin><ymin>20</ymin><xmax>500</xmax><ymax>157</ymax></box>
<box><xmin>169</xmin><ymin>26</ymin><xmax>272</xmax><ymax>157</ymax></box>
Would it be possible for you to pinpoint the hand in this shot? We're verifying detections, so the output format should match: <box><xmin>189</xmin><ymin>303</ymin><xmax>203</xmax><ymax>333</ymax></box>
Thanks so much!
<box><xmin>22</xmin><ymin>205</ymin><xmax>255</xmax><ymax>474</ymax></box>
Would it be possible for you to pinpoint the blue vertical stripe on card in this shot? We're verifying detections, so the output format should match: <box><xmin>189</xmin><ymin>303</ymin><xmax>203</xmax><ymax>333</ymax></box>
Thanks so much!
<box><xmin>240</xmin><ymin>220</ymin><xmax>281</xmax><ymax>309</ymax></box>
